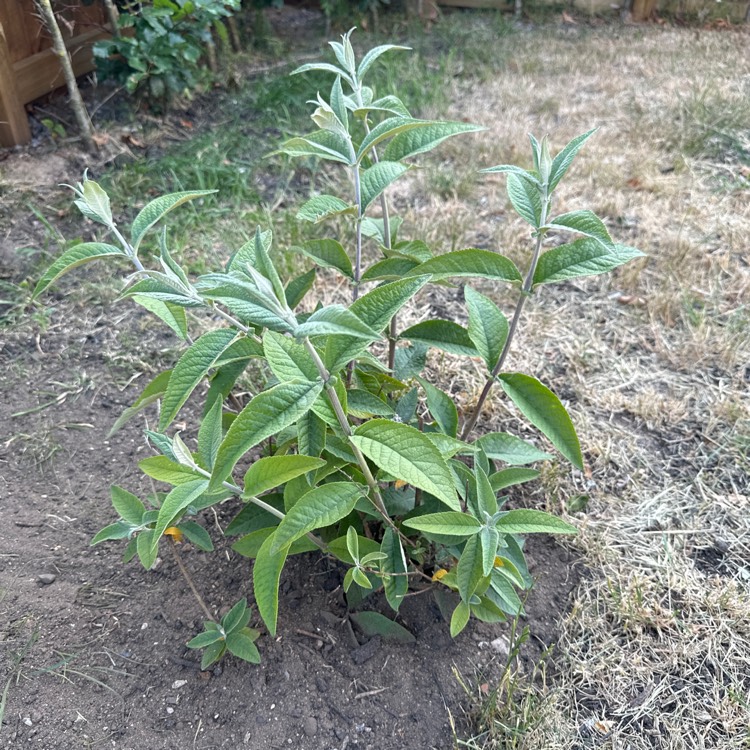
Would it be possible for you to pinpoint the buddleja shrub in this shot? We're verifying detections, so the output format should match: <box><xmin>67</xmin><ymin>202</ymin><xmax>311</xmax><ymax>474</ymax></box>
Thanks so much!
<box><xmin>35</xmin><ymin>31</ymin><xmax>643</xmax><ymax>666</ymax></box>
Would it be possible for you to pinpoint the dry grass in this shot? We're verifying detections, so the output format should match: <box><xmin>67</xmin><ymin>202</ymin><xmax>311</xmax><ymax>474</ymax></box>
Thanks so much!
<box><xmin>376</xmin><ymin>22</ymin><xmax>750</xmax><ymax>750</ymax></box>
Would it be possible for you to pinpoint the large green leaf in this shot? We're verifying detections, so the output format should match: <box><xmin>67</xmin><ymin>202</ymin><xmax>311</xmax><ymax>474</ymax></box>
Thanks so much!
<box><xmin>270</xmin><ymin>482</ymin><xmax>362</xmax><ymax>552</ymax></box>
<box><xmin>357</xmin><ymin>118</ymin><xmax>430</xmax><ymax>162</ymax></box>
<box><xmin>419</xmin><ymin>378</ymin><xmax>458</xmax><ymax>437</ymax></box>
<box><xmin>507</xmin><ymin>172</ymin><xmax>543</xmax><ymax>228</ymax></box>
<box><xmin>408</xmin><ymin>249</ymin><xmax>522</xmax><ymax>283</ymax></box>
<box><xmin>132</xmin><ymin>296</ymin><xmax>188</xmax><ymax>340</ymax></box>
<box><xmin>131</xmin><ymin>191</ymin><xmax>216</xmax><ymax>252</ymax></box>
<box><xmin>350</xmin><ymin>276</ymin><xmax>429</xmax><ymax>332</ymax></box>
<box><xmin>151</xmin><ymin>479</ymin><xmax>210</xmax><ymax>552</ymax></box>
<box><xmin>297</xmin><ymin>410</ymin><xmax>326</xmax><ymax>458</ymax></box>
<box><xmin>252</xmin><ymin>531</ymin><xmax>289</xmax><ymax>636</ymax></box>
<box><xmin>450</xmin><ymin>600</ymin><xmax>470</xmax><ymax>637</ymax></box>
<box><xmin>465</xmin><ymin>286</ymin><xmax>508</xmax><ymax>372</ymax></box>
<box><xmin>139</xmin><ymin>455</ymin><xmax>201</xmax><ymax>485</ymax></box>
<box><xmin>403</xmin><ymin>511</ymin><xmax>481</xmax><ymax>538</ymax></box>
<box><xmin>295</xmin><ymin>305</ymin><xmax>380</xmax><ymax>341</ymax></box>
<box><xmin>285</xmin><ymin>269</ymin><xmax>316</xmax><ymax>309</ymax></box>
<box><xmin>457</xmin><ymin>534</ymin><xmax>485</xmax><ymax>603</ymax></box>
<box><xmin>360</xmin><ymin>162</ymin><xmax>409</xmax><ymax>211</ymax></box>
<box><xmin>347</xmin><ymin>389</ymin><xmax>395</xmax><ymax>418</ymax></box>
<box><xmin>548</xmin><ymin>128</ymin><xmax>597</xmax><ymax>192</ymax></box>
<box><xmin>383</xmin><ymin>121</ymin><xmax>484</xmax><ymax>162</ymax></box>
<box><xmin>211</xmin><ymin>380</ymin><xmax>323</xmax><ymax>488</ymax></box>
<box><xmin>275</xmin><ymin>131</ymin><xmax>352</xmax><ymax>165</ymax></box>
<box><xmin>297</xmin><ymin>195</ymin><xmax>356</xmax><ymax>224</ymax></box>
<box><xmin>475</xmin><ymin>432</ymin><xmax>554</xmax><ymax>465</ymax></box>
<box><xmin>73</xmin><ymin>179</ymin><xmax>112</xmax><ymax>225</ymax></box>
<box><xmin>352</xmin><ymin>420</ymin><xmax>459</xmax><ymax>510</ymax></box>
<box><xmin>226</xmin><ymin>630</ymin><xmax>261</xmax><ymax>664</ymax></box>
<box><xmin>108</xmin><ymin>370</ymin><xmax>172</xmax><ymax>437</ymax></box>
<box><xmin>243</xmin><ymin>455</ymin><xmax>326</xmax><ymax>498</ymax></box>
<box><xmin>110</xmin><ymin>486</ymin><xmax>145</xmax><ymax>525</ymax></box>
<box><xmin>296</xmin><ymin>239</ymin><xmax>353</xmax><ymax>279</ymax></box>
<box><xmin>495</xmin><ymin>509</ymin><xmax>577</xmax><ymax>535</ymax></box>
<box><xmin>400</xmin><ymin>320</ymin><xmax>478</xmax><ymax>357</ymax></box>
<box><xmin>263</xmin><ymin>330</ymin><xmax>317</xmax><ymax>382</ymax></box>
<box><xmin>380</xmin><ymin>528</ymin><xmax>408</xmax><ymax>612</ymax></box>
<box><xmin>349</xmin><ymin>611</ymin><xmax>415</xmax><ymax>643</ymax></box>
<box><xmin>545</xmin><ymin>210</ymin><xmax>613</xmax><ymax>249</ymax></box>
<box><xmin>498</xmin><ymin>373</ymin><xmax>583</xmax><ymax>469</ymax></box>
<box><xmin>489</xmin><ymin>467</ymin><xmax>540</xmax><ymax>491</ymax></box>
<box><xmin>159</xmin><ymin>329</ymin><xmax>238</xmax><ymax>429</ymax></box>
<box><xmin>533</xmin><ymin>240</ymin><xmax>644</xmax><ymax>286</ymax></box>
<box><xmin>33</xmin><ymin>243</ymin><xmax>124</xmax><ymax>299</ymax></box>
<box><xmin>197</xmin><ymin>397</ymin><xmax>223</xmax><ymax>470</ymax></box>
<box><xmin>357</xmin><ymin>44</ymin><xmax>410</xmax><ymax>79</ymax></box>
<box><xmin>232</xmin><ymin>527</ymin><xmax>316</xmax><ymax>558</ymax></box>
<box><xmin>361</xmin><ymin>257</ymin><xmax>419</xmax><ymax>282</ymax></box>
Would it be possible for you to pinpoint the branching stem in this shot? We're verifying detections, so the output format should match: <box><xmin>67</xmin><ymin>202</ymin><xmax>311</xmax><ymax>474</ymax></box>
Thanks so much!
<box><xmin>169</xmin><ymin>537</ymin><xmax>215</xmax><ymax>622</ymax></box>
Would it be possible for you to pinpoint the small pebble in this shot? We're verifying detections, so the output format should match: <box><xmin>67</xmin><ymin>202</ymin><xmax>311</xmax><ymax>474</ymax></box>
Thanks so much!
<box><xmin>172</xmin><ymin>680</ymin><xmax>188</xmax><ymax>689</ymax></box>
<box><xmin>302</xmin><ymin>717</ymin><xmax>317</xmax><ymax>736</ymax></box>
<box><xmin>22</xmin><ymin>717</ymin><xmax>32</xmax><ymax>727</ymax></box>
<box><xmin>37</xmin><ymin>573</ymin><xmax>56</xmax><ymax>585</ymax></box>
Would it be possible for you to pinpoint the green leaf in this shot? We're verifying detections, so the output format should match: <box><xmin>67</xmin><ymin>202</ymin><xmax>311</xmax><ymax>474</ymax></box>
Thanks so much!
<box><xmin>132</xmin><ymin>296</ymin><xmax>188</xmax><ymax>340</ymax></box>
<box><xmin>243</xmin><ymin>455</ymin><xmax>325</xmax><ymax>498</ymax></box>
<box><xmin>360</xmin><ymin>162</ymin><xmax>409</xmax><ymax>211</ymax></box>
<box><xmin>457</xmin><ymin>534</ymin><xmax>485</xmax><ymax>603</ymax></box>
<box><xmin>222</xmin><ymin>598</ymin><xmax>248</xmax><ymax>633</ymax></box>
<box><xmin>495</xmin><ymin>509</ymin><xmax>577</xmax><ymax>535</ymax></box>
<box><xmin>253</xmin><ymin>531</ymin><xmax>289</xmax><ymax>636</ymax></box>
<box><xmin>295</xmin><ymin>305</ymin><xmax>380</xmax><ymax>341</ymax></box>
<box><xmin>285</xmin><ymin>268</ymin><xmax>316</xmax><ymax>309</ymax></box>
<box><xmin>33</xmin><ymin>243</ymin><xmax>124</xmax><ymax>299</ymax></box>
<box><xmin>179</xmin><ymin>521</ymin><xmax>214</xmax><ymax>551</ymax></box>
<box><xmin>450</xmin><ymin>600</ymin><xmax>470</xmax><ymax>637</ymax></box>
<box><xmin>465</xmin><ymin>286</ymin><xmax>508</xmax><ymax>372</ymax></box>
<box><xmin>226</xmin><ymin>630</ymin><xmax>261</xmax><ymax>664</ymax></box>
<box><xmin>151</xmin><ymin>479</ymin><xmax>210</xmax><ymax>552</ymax></box>
<box><xmin>350</xmin><ymin>276</ymin><xmax>429</xmax><ymax>332</ymax></box>
<box><xmin>327</xmin><ymin>533</ymin><xmax>380</xmax><ymax>565</ymax></box>
<box><xmin>475</xmin><ymin>432</ymin><xmax>553</xmax><ymax>465</ymax></box>
<box><xmin>111</xmin><ymin>486</ymin><xmax>145</xmax><ymax>525</ymax></box>
<box><xmin>533</xmin><ymin>240</ymin><xmax>645</xmax><ymax>286</ymax></box>
<box><xmin>400</xmin><ymin>320</ymin><xmax>478</xmax><ymax>357</ymax></box>
<box><xmin>475</xmin><ymin>466</ymin><xmax>497</xmax><ymax>516</ymax></box>
<box><xmin>548</xmin><ymin>128</ymin><xmax>597</xmax><ymax>192</ymax></box>
<box><xmin>186</xmin><ymin>629</ymin><xmax>224</xmax><ymax>649</ymax></box>
<box><xmin>480</xmin><ymin>164</ymin><xmax>540</xmax><ymax>186</ymax></box>
<box><xmin>408</xmin><ymin>249</ymin><xmax>522</xmax><ymax>283</ymax></box>
<box><xmin>264</xmin><ymin>330</ymin><xmax>318</xmax><ymax>382</ymax></box>
<box><xmin>275</xmin><ymin>131</ymin><xmax>352</xmax><ymax>165</ymax></box>
<box><xmin>383</xmin><ymin>121</ymin><xmax>484</xmax><ymax>162</ymax></box>
<box><xmin>297</xmin><ymin>195</ymin><xmax>356</xmax><ymax>224</ymax></box>
<box><xmin>380</xmin><ymin>528</ymin><xmax>408</xmax><ymax>612</ymax></box>
<box><xmin>330</xmin><ymin>76</ymin><xmax>348</xmax><ymax>129</ymax></box>
<box><xmin>296</xmin><ymin>239</ymin><xmax>353</xmax><ymax>278</ymax></box>
<box><xmin>131</xmin><ymin>191</ymin><xmax>216</xmax><ymax>252</ymax></box>
<box><xmin>159</xmin><ymin>329</ymin><xmax>239</xmax><ymax>430</ymax></box>
<box><xmin>419</xmin><ymin>378</ymin><xmax>458</xmax><ymax>437</ymax></box>
<box><xmin>353</xmin><ymin>95</ymin><xmax>411</xmax><ymax>119</ymax></box>
<box><xmin>351</xmin><ymin>420</ymin><xmax>459</xmax><ymax>511</ymax></box>
<box><xmin>356</xmin><ymin>118</ymin><xmax>429</xmax><ymax>162</ymax></box>
<box><xmin>403</xmin><ymin>511</ymin><xmax>482</xmax><ymax>538</ymax></box>
<box><xmin>74</xmin><ymin>178</ymin><xmax>113</xmax><ymax>225</ymax></box>
<box><xmin>479</xmin><ymin>526</ymin><xmax>500</xmax><ymax>577</ymax></box>
<box><xmin>545</xmin><ymin>210</ymin><xmax>613</xmax><ymax>248</ymax></box>
<box><xmin>198</xmin><ymin>396</ymin><xmax>223</xmax><ymax>470</ymax></box>
<box><xmin>232</xmin><ymin>528</ymin><xmax>317</xmax><ymax>558</ymax></box>
<box><xmin>292</xmin><ymin>61</ymin><xmax>352</xmax><ymax>84</ymax></box>
<box><xmin>507</xmin><ymin>172</ymin><xmax>542</xmax><ymax>227</ymax></box>
<box><xmin>91</xmin><ymin>521</ymin><xmax>132</xmax><ymax>546</ymax></box>
<box><xmin>137</xmin><ymin>530</ymin><xmax>157</xmax><ymax>570</ymax></box>
<box><xmin>271</xmin><ymin>482</ymin><xmax>362</xmax><ymax>552</ymax></box>
<box><xmin>108</xmin><ymin>370</ymin><xmax>172</xmax><ymax>438</ymax></box>
<box><xmin>347</xmin><ymin>389</ymin><xmax>395</xmax><ymax>418</ymax></box>
<box><xmin>357</xmin><ymin>44</ymin><xmax>410</xmax><ymax>79</ymax></box>
<box><xmin>297</xmin><ymin>410</ymin><xmax>326</xmax><ymax>458</ymax></box>
<box><xmin>211</xmin><ymin>380</ymin><xmax>323</xmax><ymax>489</ymax></box>
<box><xmin>361</xmin><ymin>257</ymin><xmax>419</xmax><ymax>282</ymax></box>
<box><xmin>139</xmin><ymin>455</ymin><xmax>201</xmax><ymax>485</ymax></box>
<box><xmin>200</xmin><ymin>640</ymin><xmax>226</xmax><ymax>670</ymax></box>
<box><xmin>498</xmin><ymin>373</ymin><xmax>583</xmax><ymax>469</ymax></box>
<box><xmin>349</xmin><ymin>611</ymin><xmax>416</xmax><ymax>643</ymax></box>
<box><xmin>489</xmin><ymin>467</ymin><xmax>540</xmax><ymax>492</ymax></box>
<box><xmin>393</xmin><ymin>344</ymin><xmax>428</xmax><ymax>381</ymax></box>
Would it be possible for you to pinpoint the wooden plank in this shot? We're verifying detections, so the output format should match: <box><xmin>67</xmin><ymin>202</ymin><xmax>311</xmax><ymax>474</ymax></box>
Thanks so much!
<box><xmin>0</xmin><ymin>0</ymin><xmax>38</xmax><ymax>62</ymax></box>
<box><xmin>0</xmin><ymin>21</ymin><xmax>31</xmax><ymax>147</ymax></box>
<box><xmin>13</xmin><ymin>27</ymin><xmax>109</xmax><ymax>105</ymax></box>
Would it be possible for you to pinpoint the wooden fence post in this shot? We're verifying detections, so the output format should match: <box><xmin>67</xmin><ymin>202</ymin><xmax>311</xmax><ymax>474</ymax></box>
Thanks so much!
<box><xmin>0</xmin><ymin>21</ymin><xmax>32</xmax><ymax>147</ymax></box>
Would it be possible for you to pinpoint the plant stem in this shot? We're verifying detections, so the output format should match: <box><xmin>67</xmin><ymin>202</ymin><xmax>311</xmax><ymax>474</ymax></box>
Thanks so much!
<box><xmin>460</xmin><ymin>193</ymin><xmax>550</xmax><ymax>441</ymax></box>
<box><xmin>169</xmin><ymin>537</ymin><xmax>215</xmax><ymax>622</ymax></box>
<box><xmin>302</xmin><ymin>337</ymin><xmax>398</xmax><ymax>533</ymax></box>
<box><xmin>353</xmin><ymin>165</ymin><xmax>363</xmax><ymax>302</ymax></box>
